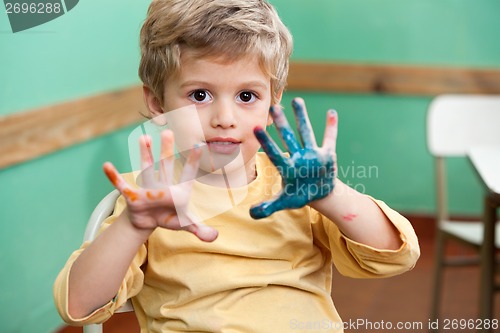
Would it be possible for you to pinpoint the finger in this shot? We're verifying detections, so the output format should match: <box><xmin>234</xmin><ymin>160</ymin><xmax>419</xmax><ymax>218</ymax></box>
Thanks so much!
<box><xmin>103</xmin><ymin>162</ymin><xmax>126</xmax><ymax>190</ymax></box>
<box><xmin>249</xmin><ymin>196</ymin><xmax>287</xmax><ymax>219</ymax></box>
<box><xmin>254</xmin><ymin>126</ymin><xmax>290</xmax><ymax>171</ymax></box>
<box><xmin>322</xmin><ymin>110</ymin><xmax>338</xmax><ymax>152</ymax></box>
<box><xmin>292</xmin><ymin>98</ymin><xmax>317</xmax><ymax>149</ymax></box>
<box><xmin>159</xmin><ymin>130</ymin><xmax>175</xmax><ymax>185</ymax></box>
<box><xmin>139</xmin><ymin>135</ymin><xmax>156</xmax><ymax>187</ymax></box>
<box><xmin>184</xmin><ymin>221</ymin><xmax>219</xmax><ymax>242</ymax></box>
<box><xmin>179</xmin><ymin>145</ymin><xmax>202</xmax><ymax>184</ymax></box>
<box><xmin>269</xmin><ymin>105</ymin><xmax>300</xmax><ymax>154</ymax></box>
<box><xmin>168</xmin><ymin>210</ymin><xmax>219</xmax><ymax>242</ymax></box>
<box><xmin>140</xmin><ymin>135</ymin><xmax>154</xmax><ymax>169</ymax></box>
<box><xmin>103</xmin><ymin>162</ymin><xmax>139</xmax><ymax>202</ymax></box>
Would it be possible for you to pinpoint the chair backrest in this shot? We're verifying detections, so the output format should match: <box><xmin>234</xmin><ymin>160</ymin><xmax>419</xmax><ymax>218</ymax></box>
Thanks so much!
<box><xmin>427</xmin><ymin>94</ymin><xmax>500</xmax><ymax>158</ymax></box>
<box><xmin>426</xmin><ymin>94</ymin><xmax>500</xmax><ymax>222</ymax></box>
<box><xmin>83</xmin><ymin>190</ymin><xmax>134</xmax><ymax>333</ymax></box>
<box><xmin>84</xmin><ymin>190</ymin><xmax>121</xmax><ymax>241</ymax></box>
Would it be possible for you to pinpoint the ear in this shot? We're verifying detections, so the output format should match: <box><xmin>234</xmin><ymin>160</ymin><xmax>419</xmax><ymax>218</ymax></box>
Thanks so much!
<box><xmin>275</xmin><ymin>89</ymin><xmax>283</xmax><ymax>104</ymax></box>
<box><xmin>267</xmin><ymin>111</ymin><xmax>274</xmax><ymax>126</ymax></box>
<box><xmin>143</xmin><ymin>85</ymin><xmax>164</xmax><ymax>118</ymax></box>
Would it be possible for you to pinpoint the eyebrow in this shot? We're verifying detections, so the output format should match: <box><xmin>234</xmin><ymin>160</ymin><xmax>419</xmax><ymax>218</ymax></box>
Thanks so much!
<box><xmin>179</xmin><ymin>81</ymin><xmax>212</xmax><ymax>89</ymax></box>
<box><xmin>180</xmin><ymin>80</ymin><xmax>269</xmax><ymax>90</ymax></box>
<box><xmin>242</xmin><ymin>81</ymin><xmax>269</xmax><ymax>90</ymax></box>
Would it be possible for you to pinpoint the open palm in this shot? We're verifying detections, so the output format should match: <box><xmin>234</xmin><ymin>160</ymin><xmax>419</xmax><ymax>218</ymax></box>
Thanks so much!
<box><xmin>250</xmin><ymin>98</ymin><xmax>338</xmax><ymax>219</ymax></box>
<box><xmin>103</xmin><ymin>130</ymin><xmax>218</xmax><ymax>242</ymax></box>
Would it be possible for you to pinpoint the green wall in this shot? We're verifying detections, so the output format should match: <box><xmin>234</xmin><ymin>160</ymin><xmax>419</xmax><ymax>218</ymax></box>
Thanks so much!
<box><xmin>1</xmin><ymin>1</ymin><xmax>499</xmax><ymax>332</ymax></box>
<box><xmin>0</xmin><ymin>1</ymin><xmax>150</xmax><ymax>332</ymax></box>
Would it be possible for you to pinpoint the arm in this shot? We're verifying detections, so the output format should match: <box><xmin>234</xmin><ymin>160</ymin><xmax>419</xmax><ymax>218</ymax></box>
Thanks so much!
<box><xmin>251</xmin><ymin>98</ymin><xmax>401</xmax><ymax>250</ymax></box>
<box><xmin>66</xmin><ymin>131</ymin><xmax>218</xmax><ymax>319</ymax></box>
<box><xmin>67</xmin><ymin>211</ymin><xmax>151</xmax><ymax>319</ymax></box>
<box><xmin>309</xmin><ymin>179</ymin><xmax>402</xmax><ymax>250</ymax></box>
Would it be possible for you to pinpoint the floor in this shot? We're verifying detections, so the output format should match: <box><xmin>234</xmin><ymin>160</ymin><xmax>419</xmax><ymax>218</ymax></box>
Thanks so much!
<box><xmin>55</xmin><ymin>215</ymin><xmax>500</xmax><ymax>333</ymax></box>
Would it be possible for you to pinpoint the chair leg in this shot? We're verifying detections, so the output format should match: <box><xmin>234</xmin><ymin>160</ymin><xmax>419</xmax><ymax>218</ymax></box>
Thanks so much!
<box><xmin>430</xmin><ymin>231</ymin><xmax>446</xmax><ymax>333</ymax></box>
<box><xmin>83</xmin><ymin>323</ymin><xmax>103</xmax><ymax>333</ymax></box>
<box><xmin>479</xmin><ymin>196</ymin><xmax>497</xmax><ymax>333</ymax></box>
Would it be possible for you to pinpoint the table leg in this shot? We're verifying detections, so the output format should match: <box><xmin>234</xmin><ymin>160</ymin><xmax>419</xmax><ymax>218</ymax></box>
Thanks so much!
<box><xmin>479</xmin><ymin>195</ymin><xmax>497</xmax><ymax>333</ymax></box>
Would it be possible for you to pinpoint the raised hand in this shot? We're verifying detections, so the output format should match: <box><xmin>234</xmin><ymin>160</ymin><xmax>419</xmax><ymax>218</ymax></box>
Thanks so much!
<box><xmin>103</xmin><ymin>130</ymin><xmax>218</xmax><ymax>242</ymax></box>
<box><xmin>250</xmin><ymin>98</ymin><xmax>338</xmax><ymax>219</ymax></box>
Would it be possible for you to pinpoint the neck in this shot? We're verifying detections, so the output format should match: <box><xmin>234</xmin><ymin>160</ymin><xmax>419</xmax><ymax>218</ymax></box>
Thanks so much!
<box><xmin>196</xmin><ymin>156</ymin><xmax>257</xmax><ymax>188</ymax></box>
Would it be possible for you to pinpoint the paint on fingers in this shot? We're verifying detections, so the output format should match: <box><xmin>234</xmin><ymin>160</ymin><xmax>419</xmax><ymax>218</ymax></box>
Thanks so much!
<box><xmin>254</xmin><ymin>126</ymin><xmax>288</xmax><ymax>169</ymax></box>
<box><xmin>140</xmin><ymin>135</ymin><xmax>154</xmax><ymax>167</ymax></box>
<box><xmin>322</xmin><ymin>110</ymin><xmax>338</xmax><ymax>151</ymax></box>
<box><xmin>270</xmin><ymin>105</ymin><xmax>288</xmax><ymax>127</ymax></box>
<box><xmin>270</xmin><ymin>105</ymin><xmax>300</xmax><ymax>153</ymax></box>
<box><xmin>146</xmin><ymin>191</ymin><xmax>165</xmax><ymax>200</ymax></box>
<box><xmin>327</xmin><ymin>109</ymin><xmax>338</xmax><ymax>127</ymax></box>
<box><xmin>103</xmin><ymin>162</ymin><xmax>120</xmax><ymax>187</ymax></box>
<box><xmin>123</xmin><ymin>188</ymin><xmax>139</xmax><ymax>202</ymax></box>
<box><xmin>292</xmin><ymin>98</ymin><xmax>316</xmax><ymax>149</ymax></box>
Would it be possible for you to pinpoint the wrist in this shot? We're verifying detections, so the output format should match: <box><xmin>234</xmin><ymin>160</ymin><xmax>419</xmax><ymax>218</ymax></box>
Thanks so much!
<box><xmin>116</xmin><ymin>210</ymin><xmax>155</xmax><ymax>243</ymax></box>
<box><xmin>309</xmin><ymin>179</ymin><xmax>367</xmax><ymax>221</ymax></box>
<box><xmin>309</xmin><ymin>178</ymin><xmax>345</xmax><ymax>210</ymax></box>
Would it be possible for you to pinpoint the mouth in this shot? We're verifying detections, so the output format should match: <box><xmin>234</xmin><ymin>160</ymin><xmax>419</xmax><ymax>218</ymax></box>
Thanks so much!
<box><xmin>205</xmin><ymin>137</ymin><xmax>241</xmax><ymax>154</ymax></box>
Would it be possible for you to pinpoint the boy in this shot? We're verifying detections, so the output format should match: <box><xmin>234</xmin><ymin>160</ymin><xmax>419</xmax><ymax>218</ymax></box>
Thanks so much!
<box><xmin>54</xmin><ymin>0</ymin><xmax>420</xmax><ymax>332</ymax></box>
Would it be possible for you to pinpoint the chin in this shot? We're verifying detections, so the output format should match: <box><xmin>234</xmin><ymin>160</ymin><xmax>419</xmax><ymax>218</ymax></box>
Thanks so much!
<box><xmin>198</xmin><ymin>150</ymin><xmax>243</xmax><ymax>173</ymax></box>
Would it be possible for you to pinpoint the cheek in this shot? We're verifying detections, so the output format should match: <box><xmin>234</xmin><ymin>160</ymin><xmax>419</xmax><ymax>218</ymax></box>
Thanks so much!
<box><xmin>252</xmin><ymin>107</ymin><xmax>272</xmax><ymax>127</ymax></box>
<box><xmin>165</xmin><ymin>106</ymin><xmax>206</xmax><ymax>149</ymax></box>
<box><xmin>242</xmin><ymin>111</ymin><xmax>271</xmax><ymax>143</ymax></box>
<box><xmin>169</xmin><ymin>123</ymin><xmax>196</xmax><ymax>149</ymax></box>
<box><xmin>243</xmin><ymin>133</ymin><xmax>262</xmax><ymax>155</ymax></box>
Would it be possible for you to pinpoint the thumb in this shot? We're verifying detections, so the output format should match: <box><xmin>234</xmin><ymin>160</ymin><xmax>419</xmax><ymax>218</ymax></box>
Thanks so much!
<box><xmin>181</xmin><ymin>211</ymin><xmax>218</xmax><ymax>242</ymax></box>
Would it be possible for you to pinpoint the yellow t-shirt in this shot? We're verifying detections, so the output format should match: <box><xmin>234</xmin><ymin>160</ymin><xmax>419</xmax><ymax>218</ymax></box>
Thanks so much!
<box><xmin>54</xmin><ymin>153</ymin><xmax>420</xmax><ymax>332</ymax></box>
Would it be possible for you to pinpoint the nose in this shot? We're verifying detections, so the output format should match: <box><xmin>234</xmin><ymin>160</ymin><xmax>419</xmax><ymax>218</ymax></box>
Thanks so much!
<box><xmin>210</xmin><ymin>99</ymin><xmax>237</xmax><ymax>128</ymax></box>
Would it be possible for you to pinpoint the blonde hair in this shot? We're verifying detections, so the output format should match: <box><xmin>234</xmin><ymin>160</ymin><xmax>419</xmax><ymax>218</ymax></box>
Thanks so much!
<box><xmin>139</xmin><ymin>0</ymin><xmax>293</xmax><ymax>106</ymax></box>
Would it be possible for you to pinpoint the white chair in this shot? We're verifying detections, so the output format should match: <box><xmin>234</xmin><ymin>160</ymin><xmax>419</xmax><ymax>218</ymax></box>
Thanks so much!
<box><xmin>83</xmin><ymin>190</ymin><xmax>135</xmax><ymax>333</ymax></box>
<box><xmin>427</xmin><ymin>94</ymin><xmax>500</xmax><ymax>330</ymax></box>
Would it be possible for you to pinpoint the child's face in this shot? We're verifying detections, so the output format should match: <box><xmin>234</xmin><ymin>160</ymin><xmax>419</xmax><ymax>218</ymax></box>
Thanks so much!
<box><xmin>155</xmin><ymin>50</ymin><xmax>276</xmax><ymax>180</ymax></box>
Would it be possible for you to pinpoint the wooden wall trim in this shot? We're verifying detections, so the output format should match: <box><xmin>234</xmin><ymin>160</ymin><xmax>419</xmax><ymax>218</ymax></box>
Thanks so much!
<box><xmin>0</xmin><ymin>86</ymin><xmax>145</xmax><ymax>169</ymax></box>
<box><xmin>2</xmin><ymin>61</ymin><xmax>500</xmax><ymax>169</ymax></box>
<box><xmin>288</xmin><ymin>61</ymin><xmax>500</xmax><ymax>95</ymax></box>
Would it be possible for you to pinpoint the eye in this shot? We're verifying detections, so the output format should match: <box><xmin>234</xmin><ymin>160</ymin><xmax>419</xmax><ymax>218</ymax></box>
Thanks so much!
<box><xmin>237</xmin><ymin>91</ymin><xmax>257</xmax><ymax>103</ymax></box>
<box><xmin>189</xmin><ymin>90</ymin><xmax>212</xmax><ymax>103</ymax></box>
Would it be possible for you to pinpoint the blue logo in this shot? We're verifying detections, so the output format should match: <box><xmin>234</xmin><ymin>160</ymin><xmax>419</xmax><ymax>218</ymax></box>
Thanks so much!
<box><xmin>4</xmin><ymin>0</ymin><xmax>79</xmax><ymax>33</ymax></box>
